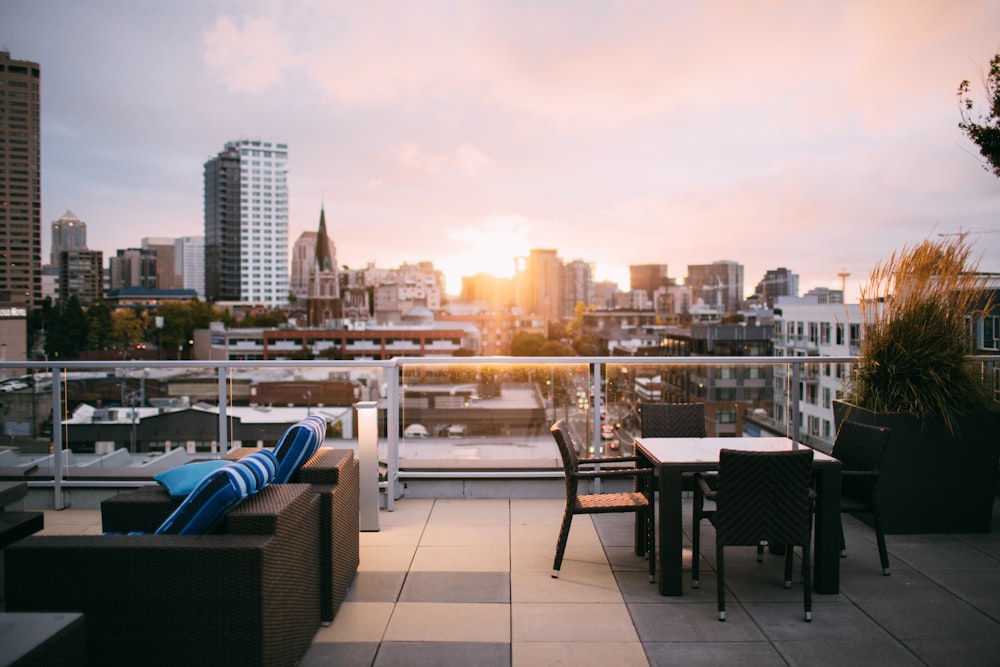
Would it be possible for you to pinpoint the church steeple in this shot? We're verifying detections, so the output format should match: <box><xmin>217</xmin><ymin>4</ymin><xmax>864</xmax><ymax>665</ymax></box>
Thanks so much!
<box><xmin>314</xmin><ymin>207</ymin><xmax>334</xmax><ymax>273</ymax></box>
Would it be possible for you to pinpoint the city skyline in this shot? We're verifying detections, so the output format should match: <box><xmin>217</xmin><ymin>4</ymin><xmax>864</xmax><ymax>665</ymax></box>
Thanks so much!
<box><xmin>3</xmin><ymin>1</ymin><xmax>1000</xmax><ymax>300</ymax></box>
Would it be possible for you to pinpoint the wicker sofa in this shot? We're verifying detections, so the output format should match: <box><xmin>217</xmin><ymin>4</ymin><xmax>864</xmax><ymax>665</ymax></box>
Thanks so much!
<box><xmin>4</xmin><ymin>483</ymin><xmax>321</xmax><ymax>667</ymax></box>
<box><xmin>101</xmin><ymin>447</ymin><xmax>360</xmax><ymax>624</ymax></box>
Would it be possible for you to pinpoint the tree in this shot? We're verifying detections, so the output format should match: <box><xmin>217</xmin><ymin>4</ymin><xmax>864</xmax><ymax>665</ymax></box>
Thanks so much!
<box><xmin>45</xmin><ymin>294</ymin><xmax>88</xmax><ymax>359</ymax></box>
<box><xmin>958</xmin><ymin>51</ymin><xmax>1000</xmax><ymax>178</ymax></box>
<box><xmin>86</xmin><ymin>300</ymin><xmax>114</xmax><ymax>351</ymax></box>
<box><xmin>112</xmin><ymin>308</ymin><xmax>145</xmax><ymax>354</ymax></box>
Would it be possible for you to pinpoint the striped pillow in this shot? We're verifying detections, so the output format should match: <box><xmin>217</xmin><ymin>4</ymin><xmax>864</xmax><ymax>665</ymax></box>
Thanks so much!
<box><xmin>272</xmin><ymin>415</ymin><xmax>326</xmax><ymax>483</ymax></box>
<box><xmin>154</xmin><ymin>450</ymin><xmax>278</xmax><ymax>535</ymax></box>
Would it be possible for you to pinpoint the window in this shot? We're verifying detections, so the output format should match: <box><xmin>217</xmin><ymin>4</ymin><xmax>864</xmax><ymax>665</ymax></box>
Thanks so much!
<box><xmin>982</xmin><ymin>316</ymin><xmax>999</xmax><ymax>351</ymax></box>
<box><xmin>836</xmin><ymin>323</ymin><xmax>844</xmax><ymax>345</ymax></box>
<box><xmin>820</xmin><ymin>322</ymin><xmax>831</xmax><ymax>345</ymax></box>
<box><xmin>718</xmin><ymin>409</ymin><xmax>736</xmax><ymax>424</ymax></box>
<box><xmin>823</xmin><ymin>387</ymin><xmax>831</xmax><ymax>409</ymax></box>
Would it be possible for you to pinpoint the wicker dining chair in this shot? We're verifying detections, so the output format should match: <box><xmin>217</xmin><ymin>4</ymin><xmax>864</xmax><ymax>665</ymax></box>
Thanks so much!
<box><xmin>640</xmin><ymin>402</ymin><xmax>707</xmax><ymax>438</ymax></box>
<box><xmin>692</xmin><ymin>448</ymin><xmax>816</xmax><ymax>621</ymax></box>
<box><xmin>833</xmin><ymin>421</ymin><xmax>892</xmax><ymax>575</ymax></box>
<box><xmin>550</xmin><ymin>419</ymin><xmax>655</xmax><ymax>581</ymax></box>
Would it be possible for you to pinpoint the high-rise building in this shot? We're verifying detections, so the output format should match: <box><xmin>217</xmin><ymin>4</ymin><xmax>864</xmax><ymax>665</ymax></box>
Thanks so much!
<box><xmin>686</xmin><ymin>260</ymin><xmax>744</xmax><ymax>315</ymax></box>
<box><xmin>515</xmin><ymin>248</ymin><xmax>563</xmax><ymax>322</ymax></box>
<box><xmin>50</xmin><ymin>210</ymin><xmax>87</xmax><ymax>266</ymax></box>
<box><xmin>203</xmin><ymin>139</ymin><xmax>289</xmax><ymax>307</ymax></box>
<box><xmin>0</xmin><ymin>51</ymin><xmax>42</xmax><ymax>306</ymax></box>
<box><xmin>109</xmin><ymin>248</ymin><xmax>157</xmax><ymax>290</ymax></box>
<box><xmin>562</xmin><ymin>259</ymin><xmax>594</xmax><ymax>318</ymax></box>
<box><xmin>59</xmin><ymin>249</ymin><xmax>103</xmax><ymax>305</ymax></box>
<box><xmin>174</xmin><ymin>236</ymin><xmax>205</xmax><ymax>300</ymax></box>
<box><xmin>142</xmin><ymin>237</ymin><xmax>176</xmax><ymax>290</ymax></box>
<box><xmin>630</xmin><ymin>264</ymin><xmax>669</xmax><ymax>300</ymax></box>
<box><xmin>754</xmin><ymin>267</ymin><xmax>799</xmax><ymax>308</ymax></box>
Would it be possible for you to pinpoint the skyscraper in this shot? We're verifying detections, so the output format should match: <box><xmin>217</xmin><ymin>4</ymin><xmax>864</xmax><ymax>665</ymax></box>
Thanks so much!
<box><xmin>50</xmin><ymin>210</ymin><xmax>87</xmax><ymax>266</ymax></box>
<box><xmin>203</xmin><ymin>139</ymin><xmax>289</xmax><ymax>307</ymax></box>
<box><xmin>0</xmin><ymin>51</ymin><xmax>41</xmax><ymax>306</ymax></box>
<box><xmin>174</xmin><ymin>235</ymin><xmax>205</xmax><ymax>299</ymax></box>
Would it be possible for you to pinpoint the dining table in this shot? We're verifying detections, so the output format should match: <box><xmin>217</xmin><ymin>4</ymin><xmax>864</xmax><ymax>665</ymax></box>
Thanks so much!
<box><xmin>633</xmin><ymin>436</ymin><xmax>842</xmax><ymax>597</ymax></box>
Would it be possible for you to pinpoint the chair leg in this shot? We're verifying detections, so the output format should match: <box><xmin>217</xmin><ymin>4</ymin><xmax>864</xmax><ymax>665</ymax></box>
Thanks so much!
<box><xmin>783</xmin><ymin>547</ymin><xmax>794</xmax><ymax>588</ymax></box>
<box><xmin>716</xmin><ymin>544</ymin><xmax>726</xmax><ymax>621</ymax></box>
<box><xmin>552</xmin><ymin>508</ymin><xmax>575</xmax><ymax>578</ymax></box>
<box><xmin>757</xmin><ymin>541</ymin><xmax>766</xmax><ymax>562</ymax></box>
<box><xmin>802</xmin><ymin>540</ymin><xmax>812</xmax><ymax>622</ymax></box>
<box><xmin>691</xmin><ymin>486</ymin><xmax>702</xmax><ymax>588</ymax></box>
<box><xmin>873</xmin><ymin>512</ymin><xmax>890</xmax><ymax>576</ymax></box>
<box><xmin>646</xmin><ymin>506</ymin><xmax>656</xmax><ymax>583</ymax></box>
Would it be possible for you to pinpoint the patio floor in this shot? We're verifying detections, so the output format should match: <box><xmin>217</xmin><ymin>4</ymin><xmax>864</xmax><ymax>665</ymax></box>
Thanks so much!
<box><xmin>27</xmin><ymin>494</ymin><xmax>1000</xmax><ymax>666</ymax></box>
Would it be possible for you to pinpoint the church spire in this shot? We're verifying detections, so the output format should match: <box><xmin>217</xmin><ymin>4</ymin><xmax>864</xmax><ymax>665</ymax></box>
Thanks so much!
<box><xmin>314</xmin><ymin>206</ymin><xmax>333</xmax><ymax>272</ymax></box>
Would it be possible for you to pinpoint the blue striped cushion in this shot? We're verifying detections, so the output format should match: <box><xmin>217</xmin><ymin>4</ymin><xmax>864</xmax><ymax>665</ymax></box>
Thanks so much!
<box><xmin>153</xmin><ymin>460</ymin><xmax>230</xmax><ymax>499</ymax></box>
<box><xmin>272</xmin><ymin>416</ymin><xmax>326</xmax><ymax>483</ymax></box>
<box><xmin>153</xmin><ymin>451</ymin><xmax>277</xmax><ymax>535</ymax></box>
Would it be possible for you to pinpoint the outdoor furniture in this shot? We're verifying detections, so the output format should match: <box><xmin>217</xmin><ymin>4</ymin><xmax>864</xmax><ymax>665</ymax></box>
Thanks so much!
<box><xmin>5</xmin><ymin>484</ymin><xmax>321</xmax><ymax>667</ymax></box>
<box><xmin>833</xmin><ymin>421</ymin><xmax>892</xmax><ymax>575</ymax></box>
<box><xmin>633</xmin><ymin>436</ymin><xmax>842</xmax><ymax>596</ymax></box>
<box><xmin>640</xmin><ymin>402</ymin><xmax>706</xmax><ymax>438</ymax></box>
<box><xmin>102</xmin><ymin>447</ymin><xmax>359</xmax><ymax>624</ymax></box>
<box><xmin>550</xmin><ymin>420</ymin><xmax>655</xmax><ymax>581</ymax></box>
<box><xmin>692</xmin><ymin>448</ymin><xmax>816</xmax><ymax>621</ymax></box>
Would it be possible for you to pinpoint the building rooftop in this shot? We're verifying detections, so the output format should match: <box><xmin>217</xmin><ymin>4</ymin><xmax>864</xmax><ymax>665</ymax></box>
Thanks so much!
<box><xmin>22</xmin><ymin>493</ymin><xmax>1000</xmax><ymax>666</ymax></box>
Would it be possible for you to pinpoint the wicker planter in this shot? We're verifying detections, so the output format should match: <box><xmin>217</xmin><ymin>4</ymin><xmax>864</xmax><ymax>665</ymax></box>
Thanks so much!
<box><xmin>833</xmin><ymin>400</ymin><xmax>1000</xmax><ymax>534</ymax></box>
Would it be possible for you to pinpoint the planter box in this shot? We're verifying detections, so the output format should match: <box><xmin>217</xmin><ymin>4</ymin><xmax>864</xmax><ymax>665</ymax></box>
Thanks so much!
<box><xmin>833</xmin><ymin>400</ymin><xmax>1000</xmax><ymax>534</ymax></box>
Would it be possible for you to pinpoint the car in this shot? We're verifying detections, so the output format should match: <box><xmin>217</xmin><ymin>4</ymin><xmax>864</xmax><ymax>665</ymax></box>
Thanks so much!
<box><xmin>600</xmin><ymin>423</ymin><xmax>615</xmax><ymax>440</ymax></box>
<box><xmin>607</xmin><ymin>438</ymin><xmax>620</xmax><ymax>451</ymax></box>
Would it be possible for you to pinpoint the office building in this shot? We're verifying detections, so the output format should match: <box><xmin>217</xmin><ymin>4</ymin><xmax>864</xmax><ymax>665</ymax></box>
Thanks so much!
<box><xmin>204</xmin><ymin>139</ymin><xmax>288</xmax><ymax>307</ymax></box>
<box><xmin>0</xmin><ymin>51</ymin><xmax>41</xmax><ymax>306</ymax></box>
<box><xmin>142</xmin><ymin>237</ymin><xmax>176</xmax><ymax>290</ymax></box>
<box><xmin>563</xmin><ymin>259</ymin><xmax>594</xmax><ymax>318</ymax></box>
<box><xmin>109</xmin><ymin>248</ymin><xmax>157</xmax><ymax>290</ymax></box>
<box><xmin>686</xmin><ymin>260</ymin><xmax>744</xmax><ymax>315</ymax></box>
<box><xmin>630</xmin><ymin>264</ymin><xmax>669</xmax><ymax>300</ymax></box>
<box><xmin>515</xmin><ymin>249</ymin><xmax>563</xmax><ymax>323</ymax></box>
<box><xmin>174</xmin><ymin>236</ymin><xmax>205</xmax><ymax>299</ymax></box>
<box><xmin>754</xmin><ymin>267</ymin><xmax>799</xmax><ymax>308</ymax></box>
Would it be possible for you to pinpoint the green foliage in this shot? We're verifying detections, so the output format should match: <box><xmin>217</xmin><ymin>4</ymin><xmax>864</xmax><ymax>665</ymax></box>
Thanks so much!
<box><xmin>510</xmin><ymin>332</ymin><xmax>573</xmax><ymax>356</ymax></box>
<box><xmin>87</xmin><ymin>300</ymin><xmax>114</xmax><ymax>350</ymax></box>
<box><xmin>958</xmin><ymin>51</ymin><xmax>1000</xmax><ymax>178</ymax></box>
<box><xmin>45</xmin><ymin>294</ymin><xmax>88</xmax><ymax>359</ymax></box>
<box><xmin>847</xmin><ymin>236</ymin><xmax>995</xmax><ymax>433</ymax></box>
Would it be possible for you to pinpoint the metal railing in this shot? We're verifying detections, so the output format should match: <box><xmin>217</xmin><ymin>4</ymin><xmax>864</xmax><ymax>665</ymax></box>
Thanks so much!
<box><xmin>2</xmin><ymin>355</ymin><xmax>996</xmax><ymax>510</ymax></box>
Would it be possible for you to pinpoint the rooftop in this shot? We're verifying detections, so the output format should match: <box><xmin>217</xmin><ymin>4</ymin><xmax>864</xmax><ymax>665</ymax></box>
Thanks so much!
<box><xmin>21</xmin><ymin>493</ymin><xmax>1000</xmax><ymax>666</ymax></box>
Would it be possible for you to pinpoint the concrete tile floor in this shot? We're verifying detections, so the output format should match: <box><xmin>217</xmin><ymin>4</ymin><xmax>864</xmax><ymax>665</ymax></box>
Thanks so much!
<box><xmin>25</xmin><ymin>495</ymin><xmax>1000</xmax><ymax>666</ymax></box>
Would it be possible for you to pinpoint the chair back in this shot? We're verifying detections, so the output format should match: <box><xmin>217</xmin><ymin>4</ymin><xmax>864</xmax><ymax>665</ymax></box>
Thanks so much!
<box><xmin>640</xmin><ymin>402</ymin><xmax>706</xmax><ymax>438</ymax></box>
<box><xmin>714</xmin><ymin>448</ymin><xmax>814</xmax><ymax>547</ymax></box>
<box><xmin>832</xmin><ymin>421</ymin><xmax>890</xmax><ymax>473</ymax></box>
<box><xmin>550</xmin><ymin>420</ymin><xmax>581</xmax><ymax>496</ymax></box>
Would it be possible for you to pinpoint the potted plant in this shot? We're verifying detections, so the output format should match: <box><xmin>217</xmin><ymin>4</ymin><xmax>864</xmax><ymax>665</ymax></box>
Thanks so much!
<box><xmin>834</xmin><ymin>235</ymin><xmax>1000</xmax><ymax>534</ymax></box>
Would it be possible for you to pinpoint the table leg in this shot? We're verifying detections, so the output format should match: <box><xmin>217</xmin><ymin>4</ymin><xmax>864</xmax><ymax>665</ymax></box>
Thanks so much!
<box><xmin>634</xmin><ymin>449</ymin><xmax>649</xmax><ymax>557</ymax></box>
<box><xmin>658</xmin><ymin>467</ymin><xmax>684</xmax><ymax>596</ymax></box>
<box><xmin>813</xmin><ymin>462</ymin><xmax>842</xmax><ymax>594</ymax></box>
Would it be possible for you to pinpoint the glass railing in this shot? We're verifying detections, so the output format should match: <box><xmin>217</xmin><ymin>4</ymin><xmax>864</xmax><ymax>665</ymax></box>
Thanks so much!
<box><xmin>2</xmin><ymin>355</ymin><xmax>997</xmax><ymax>509</ymax></box>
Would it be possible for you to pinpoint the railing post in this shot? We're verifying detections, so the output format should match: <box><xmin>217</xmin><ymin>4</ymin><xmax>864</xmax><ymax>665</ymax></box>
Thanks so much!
<box><xmin>217</xmin><ymin>366</ymin><xmax>228</xmax><ymax>456</ymax></box>
<box><xmin>51</xmin><ymin>366</ymin><xmax>64</xmax><ymax>509</ymax></box>
<box><xmin>591</xmin><ymin>362</ymin><xmax>603</xmax><ymax>492</ymax></box>
<box><xmin>356</xmin><ymin>400</ymin><xmax>380</xmax><ymax>531</ymax></box>
<box><xmin>385</xmin><ymin>362</ymin><xmax>400</xmax><ymax>509</ymax></box>
<box><xmin>790</xmin><ymin>360</ymin><xmax>802</xmax><ymax>443</ymax></box>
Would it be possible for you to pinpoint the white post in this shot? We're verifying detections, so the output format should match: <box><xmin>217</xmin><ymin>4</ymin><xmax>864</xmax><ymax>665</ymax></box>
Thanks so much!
<box><xmin>355</xmin><ymin>401</ymin><xmax>380</xmax><ymax>531</ymax></box>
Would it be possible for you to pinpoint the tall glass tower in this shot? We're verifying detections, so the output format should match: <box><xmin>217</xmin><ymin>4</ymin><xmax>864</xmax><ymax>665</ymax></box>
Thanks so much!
<box><xmin>203</xmin><ymin>139</ymin><xmax>288</xmax><ymax>306</ymax></box>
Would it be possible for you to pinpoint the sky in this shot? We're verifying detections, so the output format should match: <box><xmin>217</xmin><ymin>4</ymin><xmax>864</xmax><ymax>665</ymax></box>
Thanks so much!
<box><xmin>3</xmin><ymin>0</ymin><xmax>1000</xmax><ymax>300</ymax></box>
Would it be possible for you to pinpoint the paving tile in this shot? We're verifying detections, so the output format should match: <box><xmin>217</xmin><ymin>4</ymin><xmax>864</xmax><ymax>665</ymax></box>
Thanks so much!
<box><xmin>904</xmin><ymin>638</ymin><xmax>1000</xmax><ymax>667</ymax></box>
<box><xmin>861</xmin><ymin>597</ymin><xmax>999</xmax><ymax>640</ymax></box>
<box><xmin>383</xmin><ymin>602</ymin><xmax>510</xmax><ymax>642</ymax></box>
<box><xmin>426</xmin><ymin>499</ymin><xmax>509</xmax><ymax>525</ymax></box>
<box><xmin>628</xmin><ymin>602</ymin><xmax>767</xmax><ymax>642</ymax></box>
<box><xmin>746</xmin><ymin>600</ymin><xmax>890</xmax><ymax>641</ymax></box>
<box><xmin>409</xmin><ymin>545</ymin><xmax>509</xmax><ymax>572</ymax></box>
<box><xmin>644</xmin><ymin>641</ymin><xmax>786</xmax><ymax>667</ymax></box>
<box><xmin>313</xmin><ymin>602</ymin><xmax>395</xmax><ymax>643</ymax></box>
<box><xmin>512</xmin><ymin>602</ymin><xmax>638</xmax><ymax>642</ymax></box>
<box><xmin>512</xmin><ymin>565</ymin><xmax>623</xmax><ymax>603</ymax></box>
<box><xmin>359</xmin><ymin>523</ymin><xmax>424</xmax><ymax>546</ymax></box>
<box><xmin>375</xmin><ymin>641</ymin><xmax>510</xmax><ymax>667</ymax></box>
<box><xmin>773</xmin><ymin>639</ymin><xmax>922</xmax><ymax>667</ymax></box>
<box><xmin>399</xmin><ymin>571</ymin><xmax>510</xmax><ymax>603</ymax></box>
<box><xmin>345</xmin><ymin>571</ymin><xmax>406</xmax><ymax>603</ymax></box>
<box><xmin>514</xmin><ymin>640</ymin><xmax>649</xmax><ymax>667</ymax></box>
<box><xmin>299</xmin><ymin>641</ymin><xmax>379</xmax><ymax>667</ymax></box>
<box><xmin>358</xmin><ymin>544</ymin><xmax>417</xmax><ymax>571</ymax></box>
<box><xmin>418</xmin><ymin>522</ymin><xmax>509</xmax><ymax>547</ymax></box>
<box><xmin>510</xmin><ymin>542</ymin><xmax>607</xmax><ymax>571</ymax></box>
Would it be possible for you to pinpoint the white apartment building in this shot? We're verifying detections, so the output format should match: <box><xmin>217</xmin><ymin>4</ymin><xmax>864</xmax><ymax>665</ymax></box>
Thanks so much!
<box><xmin>772</xmin><ymin>295</ymin><xmax>861</xmax><ymax>449</ymax></box>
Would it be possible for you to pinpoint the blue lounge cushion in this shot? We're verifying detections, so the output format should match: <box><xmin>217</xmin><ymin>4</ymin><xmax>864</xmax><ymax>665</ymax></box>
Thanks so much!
<box><xmin>272</xmin><ymin>415</ymin><xmax>326</xmax><ymax>483</ymax></box>
<box><xmin>153</xmin><ymin>460</ymin><xmax>230</xmax><ymax>499</ymax></box>
<box><xmin>153</xmin><ymin>451</ymin><xmax>277</xmax><ymax>535</ymax></box>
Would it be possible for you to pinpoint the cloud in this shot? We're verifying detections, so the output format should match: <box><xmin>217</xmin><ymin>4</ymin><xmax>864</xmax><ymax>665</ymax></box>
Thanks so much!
<box><xmin>394</xmin><ymin>143</ymin><xmax>494</xmax><ymax>176</ymax></box>
<box><xmin>203</xmin><ymin>15</ymin><xmax>299</xmax><ymax>92</ymax></box>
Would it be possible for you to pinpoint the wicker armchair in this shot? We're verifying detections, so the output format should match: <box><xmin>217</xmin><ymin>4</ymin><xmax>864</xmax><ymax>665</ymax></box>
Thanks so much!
<box><xmin>550</xmin><ymin>420</ymin><xmax>655</xmax><ymax>581</ymax></box>
<box><xmin>692</xmin><ymin>448</ymin><xmax>815</xmax><ymax>621</ymax></box>
<box><xmin>833</xmin><ymin>421</ymin><xmax>892</xmax><ymax>575</ymax></box>
<box><xmin>102</xmin><ymin>447</ymin><xmax>359</xmax><ymax>624</ymax></box>
<box><xmin>5</xmin><ymin>484</ymin><xmax>321</xmax><ymax>667</ymax></box>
